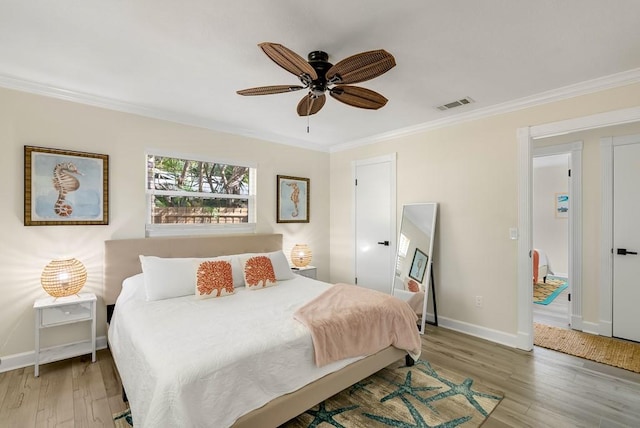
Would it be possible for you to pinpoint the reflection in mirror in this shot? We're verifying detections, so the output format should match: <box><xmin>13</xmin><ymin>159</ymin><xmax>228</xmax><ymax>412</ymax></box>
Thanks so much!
<box><xmin>393</xmin><ymin>203</ymin><xmax>438</xmax><ymax>334</ymax></box>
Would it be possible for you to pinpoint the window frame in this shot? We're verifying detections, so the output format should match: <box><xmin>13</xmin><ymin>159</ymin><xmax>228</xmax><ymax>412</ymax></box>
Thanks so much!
<box><xmin>145</xmin><ymin>148</ymin><xmax>257</xmax><ymax>237</ymax></box>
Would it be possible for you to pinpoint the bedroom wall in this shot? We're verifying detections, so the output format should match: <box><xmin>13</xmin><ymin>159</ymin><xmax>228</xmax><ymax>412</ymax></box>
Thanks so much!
<box><xmin>533</xmin><ymin>155</ymin><xmax>569</xmax><ymax>276</ymax></box>
<box><xmin>0</xmin><ymin>87</ymin><xmax>330</xmax><ymax>364</ymax></box>
<box><xmin>329</xmin><ymin>82</ymin><xmax>640</xmax><ymax>344</ymax></box>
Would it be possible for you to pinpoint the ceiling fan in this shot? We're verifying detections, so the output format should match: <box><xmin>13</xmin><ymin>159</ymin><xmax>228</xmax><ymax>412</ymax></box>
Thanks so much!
<box><xmin>237</xmin><ymin>42</ymin><xmax>396</xmax><ymax>117</ymax></box>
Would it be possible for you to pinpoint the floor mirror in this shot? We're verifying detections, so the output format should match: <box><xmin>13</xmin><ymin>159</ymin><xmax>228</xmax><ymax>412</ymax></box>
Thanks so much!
<box><xmin>392</xmin><ymin>203</ymin><xmax>438</xmax><ymax>334</ymax></box>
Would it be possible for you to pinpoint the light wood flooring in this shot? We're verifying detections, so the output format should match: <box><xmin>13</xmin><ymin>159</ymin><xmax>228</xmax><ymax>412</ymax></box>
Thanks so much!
<box><xmin>2</xmin><ymin>326</ymin><xmax>640</xmax><ymax>427</ymax></box>
<box><xmin>0</xmin><ymin>349</ymin><xmax>127</xmax><ymax>427</ymax></box>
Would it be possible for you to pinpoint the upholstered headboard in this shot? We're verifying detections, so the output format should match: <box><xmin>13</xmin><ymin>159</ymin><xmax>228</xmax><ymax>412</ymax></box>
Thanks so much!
<box><xmin>103</xmin><ymin>233</ymin><xmax>283</xmax><ymax>304</ymax></box>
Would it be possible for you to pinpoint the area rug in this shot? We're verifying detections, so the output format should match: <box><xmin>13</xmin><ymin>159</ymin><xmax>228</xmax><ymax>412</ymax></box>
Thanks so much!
<box><xmin>533</xmin><ymin>277</ymin><xmax>567</xmax><ymax>305</ymax></box>
<box><xmin>534</xmin><ymin>323</ymin><xmax>640</xmax><ymax>373</ymax></box>
<box><xmin>113</xmin><ymin>359</ymin><xmax>503</xmax><ymax>427</ymax></box>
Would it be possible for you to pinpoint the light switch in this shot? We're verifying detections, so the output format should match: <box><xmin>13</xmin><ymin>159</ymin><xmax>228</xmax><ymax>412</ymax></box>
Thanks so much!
<box><xmin>509</xmin><ymin>227</ymin><xmax>519</xmax><ymax>240</ymax></box>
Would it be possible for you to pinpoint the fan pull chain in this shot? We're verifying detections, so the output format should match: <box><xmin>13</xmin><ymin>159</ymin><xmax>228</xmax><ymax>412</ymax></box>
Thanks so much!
<box><xmin>306</xmin><ymin>94</ymin><xmax>312</xmax><ymax>133</ymax></box>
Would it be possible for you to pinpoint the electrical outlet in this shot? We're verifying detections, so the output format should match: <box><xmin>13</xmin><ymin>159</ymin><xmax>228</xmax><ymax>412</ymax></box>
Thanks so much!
<box><xmin>475</xmin><ymin>296</ymin><xmax>483</xmax><ymax>307</ymax></box>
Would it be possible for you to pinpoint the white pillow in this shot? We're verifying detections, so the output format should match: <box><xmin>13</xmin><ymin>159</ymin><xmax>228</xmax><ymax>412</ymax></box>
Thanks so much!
<box><xmin>269</xmin><ymin>250</ymin><xmax>296</xmax><ymax>280</ymax></box>
<box><xmin>139</xmin><ymin>252</ymin><xmax>291</xmax><ymax>300</ymax></box>
<box><xmin>226</xmin><ymin>255</ymin><xmax>247</xmax><ymax>287</ymax></box>
<box><xmin>139</xmin><ymin>256</ymin><xmax>197</xmax><ymax>301</ymax></box>
<box><xmin>118</xmin><ymin>273</ymin><xmax>146</xmax><ymax>304</ymax></box>
<box><xmin>139</xmin><ymin>255</ymin><xmax>246</xmax><ymax>301</ymax></box>
<box><xmin>236</xmin><ymin>251</ymin><xmax>295</xmax><ymax>281</ymax></box>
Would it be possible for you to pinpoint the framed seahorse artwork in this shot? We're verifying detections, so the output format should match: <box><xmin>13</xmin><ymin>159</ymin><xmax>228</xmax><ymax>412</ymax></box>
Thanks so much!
<box><xmin>24</xmin><ymin>146</ymin><xmax>109</xmax><ymax>226</ymax></box>
<box><xmin>276</xmin><ymin>175</ymin><xmax>309</xmax><ymax>223</ymax></box>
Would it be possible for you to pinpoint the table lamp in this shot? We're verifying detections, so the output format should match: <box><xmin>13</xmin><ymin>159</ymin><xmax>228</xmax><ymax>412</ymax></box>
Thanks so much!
<box><xmin>291</xmin><ymin>244</ymin><xmax>312</xmax><ymax>268</ymax></box>
<box><xmin>41</xmin><ymin>258</ymin><xmax>87</xmax><ymax>298</ymax></box>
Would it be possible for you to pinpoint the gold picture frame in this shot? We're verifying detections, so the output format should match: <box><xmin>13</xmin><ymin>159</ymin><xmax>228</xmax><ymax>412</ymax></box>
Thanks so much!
<box><xmin>24</xmin><ymin>146</ymin><xmax>109</xmax><ymax>226</ymax></box>
<box><xmin>276</xmin><ymin>175</ymin><xmax>309</xmax><ymax>223</ymax></box>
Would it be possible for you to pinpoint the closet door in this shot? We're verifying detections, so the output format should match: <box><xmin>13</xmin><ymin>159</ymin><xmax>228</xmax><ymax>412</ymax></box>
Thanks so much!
<box><xmin>612</xmin><ymin>140</ymin><xmax>640</xmax><ymax>342</ymax></box>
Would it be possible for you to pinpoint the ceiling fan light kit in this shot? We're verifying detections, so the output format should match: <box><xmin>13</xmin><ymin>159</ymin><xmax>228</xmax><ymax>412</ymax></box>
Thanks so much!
<box><xmin>237</xmin><ymin>42</ymin><xmax>396</xmax><ymax>117</ymax></box>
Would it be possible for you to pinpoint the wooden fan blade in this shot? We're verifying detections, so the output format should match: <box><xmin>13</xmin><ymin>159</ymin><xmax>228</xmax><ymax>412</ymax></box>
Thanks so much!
<box><xmin>297</xmin><ymin>93</ymin><xmax>326</xmax><ymax>116</ymax></box>
<box><xmin>259</xmin><ymin>42</ymin><xmax>318</xmax><ymax>80</ymax></box>
<box><xmin>237</xmin><ymin>85</ymin><xmax>305</xmax><ymax>96</ymax></box>
<box><xmin>326</xmin><ymin>49</ymin><xmax>396</xmax><ymax>85</ymax></box>
<box><xmin>330</xmin><ymin>85</ymin><xmax>388</xmax><ymax>110</ymax></box>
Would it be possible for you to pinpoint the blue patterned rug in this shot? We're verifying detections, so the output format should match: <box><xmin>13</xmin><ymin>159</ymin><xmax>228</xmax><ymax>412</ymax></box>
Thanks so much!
<box><xmin>114</xmin><ymin>359</ymin><xmax>502</xmax><ymax>427</ymax></box>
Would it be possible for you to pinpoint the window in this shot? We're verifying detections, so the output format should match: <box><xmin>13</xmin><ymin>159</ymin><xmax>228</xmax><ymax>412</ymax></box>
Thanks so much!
<box><xmin>395</xmin><ymin>233</ymin><xmax>410</xmax><ymax>275</ymax></box>
<box><xmin>398</xmin><ymin>233</ymin><xmax>410</xmax><ymax>257</ymax></box>
<box><xmin>145</xmin><ymin>151</ymin><xmax>256</xmax><ymax>236</ymax></box>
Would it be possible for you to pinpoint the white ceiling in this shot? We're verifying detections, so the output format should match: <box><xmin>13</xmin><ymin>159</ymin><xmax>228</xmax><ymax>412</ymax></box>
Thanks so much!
<box><xmin>1</xmin><ymin>1</ymin><xmax>640</xmax><ymax>152</ymax></box>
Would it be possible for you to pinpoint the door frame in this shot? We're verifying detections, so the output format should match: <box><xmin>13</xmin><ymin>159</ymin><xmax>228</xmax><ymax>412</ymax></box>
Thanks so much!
<box><xmin>352</xmin><ymin>153</ymin><xmax>397</xmax><ymax>287</ymax></box>
<box><xmin>533</xmin><ymin>142</ymin><xmax>583</xmax><ymax>329</ymax></box>
<box><xmin>600</xmin><ymin>133</ymin><xmax>640</xmax><ymax>337</ymax></box>
<box><xmin>516</xmin><ymin>105</ymin><xmax>640</xmax><ymax>350</ymax></box>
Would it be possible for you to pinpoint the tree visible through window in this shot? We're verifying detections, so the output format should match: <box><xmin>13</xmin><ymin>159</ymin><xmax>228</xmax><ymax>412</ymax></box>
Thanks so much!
<box><xmin>146</xmin><ymin>153</ymin><xmax>255</xmax><ymax>228</ymax></box>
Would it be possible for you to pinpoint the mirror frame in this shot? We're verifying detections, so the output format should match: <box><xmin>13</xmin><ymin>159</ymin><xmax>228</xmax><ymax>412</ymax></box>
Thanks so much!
<box><xmin>393</xmin><ymin>202</ymin><xmax>438</xmax><ymax>334</ymax></box>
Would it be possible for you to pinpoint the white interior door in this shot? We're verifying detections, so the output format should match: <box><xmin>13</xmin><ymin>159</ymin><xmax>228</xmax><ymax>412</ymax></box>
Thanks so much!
<box><xmin>354</xmin><ymin>155</ymin><xmax>395</xmax><ymax>294</ymax></box>
<box><xmin>613</xmin><ymin>141</ymin><xmax>640</xmax><ymax>342</ymax></box>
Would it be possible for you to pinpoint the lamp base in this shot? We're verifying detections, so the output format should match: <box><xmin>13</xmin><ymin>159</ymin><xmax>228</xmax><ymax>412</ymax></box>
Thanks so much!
<box><xmin>42</xmin><ymin>285</ymin><xmax>85</xmax><ymax>298</ymax></box>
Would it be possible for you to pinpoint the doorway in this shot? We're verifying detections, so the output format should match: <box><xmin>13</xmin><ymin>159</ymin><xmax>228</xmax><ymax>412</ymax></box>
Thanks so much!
<box><xmin>514</xmin><ymin>108</ymin><xmax>640</xmax><ymax>350</ymax></box>
<box><xmin>532</xmin><ymin>152</ymin><xmax>571</xmax><ymax>329</ymax></box>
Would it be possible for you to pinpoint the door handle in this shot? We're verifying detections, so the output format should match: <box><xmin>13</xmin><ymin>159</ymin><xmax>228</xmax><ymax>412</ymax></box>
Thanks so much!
<box><xmin>377</xmin><ymin>240</ymin><xmax>390</xmax><ymax>246</ymax></box>
<box><xmin>617</xmin><ymin>248</ymin><xmax>638</xmax><ymax>255</ymax></box>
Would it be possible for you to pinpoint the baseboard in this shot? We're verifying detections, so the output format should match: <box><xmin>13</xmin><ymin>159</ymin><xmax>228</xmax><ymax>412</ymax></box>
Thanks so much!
<box><xmin>570</xmin><ymin>314</ymin><xmax>583</xmax><ymax>331</ymax></box>
<box><xmin>598</xmin><ymin>320</ymin><xmax>613</xmax><ymax>337</ymax></box>
<box><xmin>0</xmin><ymin>336</ymin><xmax>108</xmax><ymax>373</ymax></box>
<box><xmin>437</xmin><ymin>316</ymin><xmax>520</xmax><ymax>348</ymax></box>
<box><xmin>424</xmin><ymin>311</ymin><xmax>436</xmax><ymax>324</ymax></box>
<box><xmin>516</xmin><ymin>329</ymin><xmax>533</xmax><ymax>351</ymax></box>
<box><xmin>582</xmin><ymin>321</ymin><xmax>603</xmax><ymax>336</ymax></box>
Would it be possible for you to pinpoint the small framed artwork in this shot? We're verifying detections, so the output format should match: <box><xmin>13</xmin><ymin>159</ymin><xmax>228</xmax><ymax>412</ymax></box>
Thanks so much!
<box><xmin>555</xmin><ymin>192</ymin><xmax>568</xmax><ymax>219</ymax></box>
<box><xmin>409</xmin><ymin>248</ymin><xmax>428</xmax><ymax>283</ymax></box>
<box><xmin>277</xmin><ymin>175</ymin><xmax>309</xmax><ymax>223</ymax></box>
<box><xmin>24</xmin><ymin>146</ymin><xmax>109</xmax><ymax>226</ymax></box>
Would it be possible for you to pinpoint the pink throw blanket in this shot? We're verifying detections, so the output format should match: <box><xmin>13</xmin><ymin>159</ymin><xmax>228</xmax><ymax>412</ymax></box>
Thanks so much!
<box><xmin>293</xmin><ymin>283</ymin><xmax>422</xmax><ymax>367</ymax></box>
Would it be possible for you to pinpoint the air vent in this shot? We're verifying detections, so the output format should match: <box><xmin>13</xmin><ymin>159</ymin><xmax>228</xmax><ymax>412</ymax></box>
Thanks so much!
<box><xmin>436</xmin><ymin>97</ymin><xmax>474</xmax><ymax>111</ymax></box>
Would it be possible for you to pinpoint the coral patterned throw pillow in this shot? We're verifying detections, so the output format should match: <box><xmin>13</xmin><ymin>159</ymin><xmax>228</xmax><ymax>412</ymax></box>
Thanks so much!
<box><xmin>195</xmin><ymin>260</ymin><xmax>235</xmax><ymax>299</ymax></box>
<box><xmin>241</xmin><ymin>255</ymin><xmax>277</xmax><ymax>290</ymax></box>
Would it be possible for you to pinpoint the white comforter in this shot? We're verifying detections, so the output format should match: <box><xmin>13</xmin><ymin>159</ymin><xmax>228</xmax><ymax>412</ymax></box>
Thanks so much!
<box><xmin>108</xmin><ymin>275</ymin><xmax>361</xmax><ymax>428</ymax></box>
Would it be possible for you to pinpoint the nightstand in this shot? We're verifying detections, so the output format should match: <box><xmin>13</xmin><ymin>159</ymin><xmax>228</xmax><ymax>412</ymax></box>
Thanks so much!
<box><xmin>34</xmin><ymin>292</ymin><xmax>97</xmax><ymax>377</ymax></box>
<box><xmin>292</xmin><ymin>266</ymin><xmax>317</xmax><ymax>279</ymax></box>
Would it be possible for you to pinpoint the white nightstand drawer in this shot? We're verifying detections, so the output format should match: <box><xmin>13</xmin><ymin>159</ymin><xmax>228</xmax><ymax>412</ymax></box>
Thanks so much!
<box><xmin>292</xmin><ymin>266</ymin><xmax>317</xmax><ymax>279</ymax></box>
<box><xmin>41</xmin><ymin>301</ymin><xmax>92</xmax><ymax>327</ymax></box>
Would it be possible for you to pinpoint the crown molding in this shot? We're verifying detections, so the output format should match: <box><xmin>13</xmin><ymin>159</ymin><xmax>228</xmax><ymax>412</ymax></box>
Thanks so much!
<box><xmin>0</xmin><ymin>74</ymin><xmax>329</xmax><ymax>152</ymax></box>
<box><xmin>330</xmin><ymin>67</ymin><xmax>640</xmax><ymax>153</ymax></box>
<box><xmin>1</xmin><ymin>67</ymin><xmax>639</xmax><ymax>155</ymax></box>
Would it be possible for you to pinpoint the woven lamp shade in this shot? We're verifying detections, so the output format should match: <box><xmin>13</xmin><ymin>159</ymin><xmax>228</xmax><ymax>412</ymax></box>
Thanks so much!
<box><xmin>41</xmin><ymin>258</ymin><xmax>87</xmax><ymax>298</ymax></box>
<box><xmin>291</xmin><ymin>244</ymin><xmax>312</xmax><ymax>268</ymax></box>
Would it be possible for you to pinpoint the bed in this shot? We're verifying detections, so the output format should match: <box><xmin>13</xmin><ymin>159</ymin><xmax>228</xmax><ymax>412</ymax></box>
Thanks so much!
<box><xmin>105</xmin><ymin>233</ymin><xmax>419</xmax><ymax>428</ymax></box>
